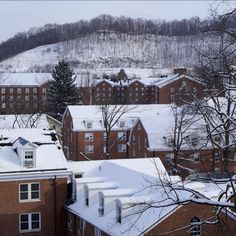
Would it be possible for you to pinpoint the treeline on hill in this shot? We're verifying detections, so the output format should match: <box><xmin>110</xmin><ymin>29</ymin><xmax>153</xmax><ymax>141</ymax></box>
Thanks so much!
<box><xmin>0</xmin><ymin>13</ymin><xmax>236</xmax><ymax>62</ymax></box>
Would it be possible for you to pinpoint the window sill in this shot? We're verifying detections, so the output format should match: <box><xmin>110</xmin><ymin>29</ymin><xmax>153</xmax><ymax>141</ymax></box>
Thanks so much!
<box><xmin>19</xmin><ymin>199</ymin><xmax>40</xmax><ymax>203</ymax></box>
<box><xmin>20</xmin><ymin>229</ymin><xmax>41</xmax><ymax>234</ymax></box>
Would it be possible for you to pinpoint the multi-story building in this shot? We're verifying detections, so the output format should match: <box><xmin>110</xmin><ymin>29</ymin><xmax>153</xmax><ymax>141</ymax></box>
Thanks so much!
<box><xmin>65</xmin><ymin>158</ymin><xmax>236</xmax><ymax>236</ymax></box>
<box><xmin>91</xmin><ymin>68</ymin><xmax>205</xmax><ymax>105</ymax></box>
<box><xmin>0</xmin><ymin>128</ymin><xmax>69</xmax><ymax>236</ymax></box>
<box><xmin>0</xmin><ymin>73</ymin><xmax>51</xmax><ymax>114</ymax></box>
<box><xmin>62</xmin><ymin>104</ymin><xmax>236</xmax><ymax>176</ymax></box>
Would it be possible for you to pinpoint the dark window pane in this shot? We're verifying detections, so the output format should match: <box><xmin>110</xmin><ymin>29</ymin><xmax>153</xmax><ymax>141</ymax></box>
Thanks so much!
<box><xmin>31</xmin><ymin>192</ymin><xmax>39</xmax><ymax>199</ymax></box>
<box><xmin>32</xmin><ymin>222</ymin><xmax>39</xmax><ymax>229</ymax></box>
<box><xmin>32</xmin><ymin>213</ymin><xmax>39</xmax><ymax>221</ymax></box>
<box><xmin>31</xmin><ymin>184</ymin><xmax>39</xmax><ymax>191</ymax></box>
<box><xmin>20</xmin><ymin>192</ymin><xmax>28</xmax><ymax>200</ymax></box>
<box><xmin>20</xmin><ymin>184</ymin><xmax>28</xmax><ymax>191</ymax></box>
<box><xmin>21</xmin><ymin>222</ymin><xmax>29</xmax><ymax>230</ymax></box>
<box><xmin>20</xmin><ymin>214</ymin><xmax>28</xmax><ymax>221</ymax></box>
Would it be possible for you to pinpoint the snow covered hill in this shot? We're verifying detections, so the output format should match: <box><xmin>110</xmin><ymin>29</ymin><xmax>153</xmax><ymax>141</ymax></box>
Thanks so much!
<box><xmin>0</xmin><ymin>31</ymin><xmax>218</xmax><ymax>73</ymax></box>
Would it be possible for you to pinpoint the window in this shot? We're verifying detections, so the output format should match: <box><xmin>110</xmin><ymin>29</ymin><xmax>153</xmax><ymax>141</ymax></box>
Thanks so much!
<box><xmin>84</xmin><ymin>186</ymin><xmax>89</xmax><ymax>206</ymax></box>
<box><xmin>103</xmin><ymin>132</ymin><xmax>107</xmax><ymax>141</ymax></box>
<box><xmin>118</xmin><ymin>120</ymin><xmax>125</xmax><ymax>128</ymax></box>
<box><xmin>116</xmin><ymin>203</ymin><xmax>122</xmax><ymax>223</ymax></box>
<box><xmin>9</xmin><ymin>88</ymin><xmax>13</xmax><ymax>94</ymax></box>
<box><xmin>25</xmin><ymin>95</ymin><xmax>29</xmax><ymax>101</ymax></box>
<box><xmin>25</xmin><ymin>88</ymin><xmax>29</xmax><ymax>94</ymax></box>
<box><xmin>94</xmin><ymin>227</ymin><xmax>101</xmax><ymax>236</ymax></box>
<box><xmin>17</xmin><ymin>95</ymin><xmax>21</xmax><ymax>101</ymax></box>
<box><xmin>190</xmin><ymin>217</ymin><xmax>201</xmax><ymax>236</ymax></box>
<box><xmin>42</xmin><ymin>88</ymin><xmax>46</xmax><ymax>94</ymax></box>
<box><xmin>133</xmin><ymin>135</ymin><xmax>135</xmax><ymax>144</ymax></box>
<box><xmin>24</xmin><ymin>151</ymin><xmax>34</xmax><ymax>167</ymax></box>
<box><xmin>103</xmin><ymin>145</ymin><xmax>106</xmax><ymax>154</ymax></box>
<box><xmin>17</xmin><ymin>88</ymin><xmax>22</xmax><ymax>94</ymax></box>
<box><xmin>1</xmin><ymin>96</ymin><xmax>5</xmax><ymax>102</ymax></box>
<box><xmin>166</xmin><ymin>153</ymin><xmax>174</xmax><ymax>163</ymax></box>
<box><xmin>67</xmin><ymin>212</ymin><xmax>73</xmax><ymax>231</ymax></box>
<box><xmin>189</xmin><ymin>153</ymin><xmax>200</xmax><ymax>162</ymax></box>
<box><xmin>1</xmin><ymin>88</ymin><xmax>5</xmax><ymax>94</ymax></box>
<box><xmin>19</xmin><ymin>212</ymin><xmax>41</xmax><ymax>232</ymax></box>
<box><xmin>33</xmin><ymin>88</ymin><xmax>37</xmax><ymax>94</ymax></box>
<box><xmin>98</xmin><ymin>194</ymin><xmax>104</xmax><ymax>216</ymax></box>
<box><xmin>9</xmin><ymin>96</ymin><xmax>14</xmax><ymax>101</ymax></box>
<box><xmin>19</xmin><ymin>183</ymin><xmax>40</xmax><ymax>201</ymax></box>
<box><xmin>33</xmin><ymin>103</ymin><xmax>38</xmax><ymax>109</ymax></box>
<box><xmin>85</xmin><ymin>133</ymin><xmax>94</xmax><ymax>141</ymax></box>
<box><xmin>118</xmin><ymin>144</ymin><xmax>126</xmax><ymax>153</ymax></box>
<box><xmin>1</xmin><ymin>103</ymin><xmax>6</xmax><ymax>109</ymax></box>
<box><xmin>85</xmin><ymin>145</ymin><xmax>94</xmax><ymax>154</ymax></box>
<box><xmin>118</xmin><ymin>132</ymin><xmax>126</xmax><ymax>141</ymax></box>
<box><xmin>85</xmin><ymin>121</ymin><xmax>92</xmax><ymax>129</ymax></box>
<box><xmin>214</xmin><ymin>151</ymin><xmax>220</xmax><ymax>161</ymax></box>
<box><xmin>80</xmin><ymin>219</ymin><xmax>86</xmax><ymax>236</ymax></box>
<box><xmin>33</xmin><ymin>95</ymin><xmax>37</xmax><ymax>101</ymax></box>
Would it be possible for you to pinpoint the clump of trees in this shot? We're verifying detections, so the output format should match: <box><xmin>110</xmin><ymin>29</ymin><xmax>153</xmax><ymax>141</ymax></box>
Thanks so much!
<box><xmin>1</xmin><ymin>13</ymin><xmax>236</xmax><ymax>62</ymax></box>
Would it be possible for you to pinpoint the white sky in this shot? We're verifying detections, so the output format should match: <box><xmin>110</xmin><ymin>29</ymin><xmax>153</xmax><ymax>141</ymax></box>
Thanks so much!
<box><xmin>0</xmin><ymin>1</ymin><xmax>235</xmax><ymax>42</ymax></box>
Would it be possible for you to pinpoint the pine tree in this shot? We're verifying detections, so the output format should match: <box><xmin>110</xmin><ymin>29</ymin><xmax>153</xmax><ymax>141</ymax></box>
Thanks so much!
<box><xmin>47</xmin><ymin>60</ymin><xmax>80</xmax><ymax>119</ymax></box>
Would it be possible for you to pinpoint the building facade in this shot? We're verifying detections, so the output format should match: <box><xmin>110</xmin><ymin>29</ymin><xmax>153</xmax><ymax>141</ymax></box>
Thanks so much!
<box><xmin>0</xmin><ymin>128</ymin><xmax>69</xmax><ymax>236</ymax></box>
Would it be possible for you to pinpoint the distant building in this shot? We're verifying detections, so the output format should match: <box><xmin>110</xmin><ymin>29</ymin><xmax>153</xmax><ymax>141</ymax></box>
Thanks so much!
<box><xmin>0</xmin><ymin>73</ymin><xmax>51</xmax><ymax>114</ymax></box>
<box><xmin>0</xmin><ymin>128</ymin><xmax>69</xmax><ymax>236</ymax></box>
<box><xmin>91</xmin><ymin>68</ymin><xmax>206</xmax><ymax>106</ymax></box>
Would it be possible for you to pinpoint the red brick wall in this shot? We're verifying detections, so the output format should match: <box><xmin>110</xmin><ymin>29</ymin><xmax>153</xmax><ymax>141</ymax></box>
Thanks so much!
<box><xmin>0</xmin><ymin>177</ymin><xmax>67</xmax><ymax>236</ymax></box>
<box><xmin>146</xmin><ymin>203</ymin><xmax>236</xmax><ymax>236</ymax></box>
<box><xmin>158</xmin><ymin>77</ymin><xmax>205</xmax><ymax>105</ymax></box>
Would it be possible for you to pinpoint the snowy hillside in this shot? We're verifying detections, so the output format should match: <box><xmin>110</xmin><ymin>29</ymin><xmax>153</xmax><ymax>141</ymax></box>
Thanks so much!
<box><xmin>0</xmin><ymin>31</ymin><xmax>218</xmax><ymax>73</ymax></box>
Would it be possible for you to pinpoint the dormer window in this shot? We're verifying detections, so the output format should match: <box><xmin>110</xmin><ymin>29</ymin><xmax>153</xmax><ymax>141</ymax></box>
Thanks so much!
<box><xmin>98</xmin><ymin>193</ymin><xmax>104</xmax><ymax>216</ymax></box>
<box><xmin>116</xmin><ymin>203</ymin><xmax>122</xmax><ymax>223</ymax></box>
<box><xmin>84</xmin><ymin>186</ymin><xmax>89</xmax><ymax>206</ymax></box>
<box><xmin>118</xmin><ymin>120</ymin><xmax>125</xmax><ymax>128</ymax></box>
<box><xmin>84</xmin><ymin>120</ymin><xmax>93</xmax><ymax>129</ymax></box>
<box><xmin>24</xmin><ymin>151</ymin><xmax>34</xmax><ymax>168</ymax></box>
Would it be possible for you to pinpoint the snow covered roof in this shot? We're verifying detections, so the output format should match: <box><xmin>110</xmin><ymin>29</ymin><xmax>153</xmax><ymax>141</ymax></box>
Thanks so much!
<box><xmin>0</xmin><ymin>73</ymin><xmax>52</xmax><ymax>86</ymax></box>
<box><xmin>65</xmin><ymin>104</ymin><xmax>207</xmax><ymax>151</ymax></box>
<box><xmin>0</xmin><ymin>114</ymin><xmax>49</xmax><ymax>129</ymax></box>
<box><xmin>67</xmin><ymin>158</ymin><xmax>192</xmax><ymax>236</ymax></box>
<box><xmin>0</xmin><ymin>128</ymin><xmax>68</xmax><ymax>175</ymax></box>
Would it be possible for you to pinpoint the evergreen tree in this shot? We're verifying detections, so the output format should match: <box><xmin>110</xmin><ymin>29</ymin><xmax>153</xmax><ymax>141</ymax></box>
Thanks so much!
<box><xmin>47</xmin><ymin>60</ymin><xmax>80</xmax><ymax>119</ymax></box>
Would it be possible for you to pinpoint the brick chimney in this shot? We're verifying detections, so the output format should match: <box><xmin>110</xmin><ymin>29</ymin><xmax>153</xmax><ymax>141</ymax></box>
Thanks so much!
<box><xmin>173</xmin><ymin>67</ymin><xmax>187</xmax><ymax>75</ymax></box>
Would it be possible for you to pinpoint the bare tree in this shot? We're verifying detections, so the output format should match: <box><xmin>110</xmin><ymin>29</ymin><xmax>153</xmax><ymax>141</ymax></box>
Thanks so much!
<box><xmin>99</xmin><ymin>104</ymin><xmax>134</xmax><ymax>159</ymax></box>
<box><xmin>164</xmin><ymin>104</ymin><xmax>204</xmax><ymax>176</ymax></box>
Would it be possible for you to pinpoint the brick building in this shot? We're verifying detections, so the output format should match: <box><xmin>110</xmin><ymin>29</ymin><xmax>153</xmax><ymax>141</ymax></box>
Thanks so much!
<box><xmin>0</xmin><ymin>128</ymin><xmax>69</xmax><ymax>236</ymax></box>
<box><xmin>0</xmin><ymin>73</ymin><xmax>51</xmax><ymax>114</ymax></box>
<box><xmin>65</xmin><ymin>158</ymin><xmax>236</xmax><ymax>236</ymax></box>
<box><xmin>91</xmin><ymin>68</ymin><xmax>205</xmax><ymax>105</ymax></box>
<box><xmin>62</xmin><ymin>104</ymin><xmax>236</xmax><ymax>176</ymax></box>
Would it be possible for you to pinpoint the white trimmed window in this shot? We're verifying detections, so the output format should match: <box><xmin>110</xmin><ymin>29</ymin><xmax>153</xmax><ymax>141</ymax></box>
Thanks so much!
<box><xmin>98</xmin><ymin>193</ymin><xmax>104</xmax><ymax>216</ymax></box>
<box><xmin>25</xmin><ymin>88</ymin><xmax>29</xmax><ymax>94</ymax></box>
<box><xmin>85</xmin><ymin>121</ymin><xmax>93</xmax><ymax>129</ymax></box>
<box><xmin>189</xmin><ymin>153</ymin><xmax>200</xmax><ymax>162</ymax></box>
<box><xmin>85</xmin><ymin>145</ymin><xmax>94</xmax><ymax>154</ymax></box>
<box><xmin>19</xmin><ymin>212</ymin><xmax>41</xmax><ymax>232</ymax></box>
<box><xmin>9</xmin><ymin>88</ymin><xmax>13</xmax><ymax>94</ymax></box>
<box><xmin>19</xmin><ymin>183</ymin><xmax>40</xmax><ymax>201</ymax></box>
<box><xmin>33</xmin><ymin>88</ymin><xmax>37</xmax><ymax>94</ymax></box>
<box><xmin>103</xmin><ymin>132</ymin><xmax>107</xmax><ymax>141</ymax></box>
<box><xmin>80</xmin><ymin>219</ymin><xmax>86</xmax><ymax>236</ymax></box>
<box><xmin>118</xmin><ymin>120</ymin><xmax>125</xmax><ymax>128</ymax></box>
<box><xmin>1</xmin><ymin>88</ymin><xmax>5</xmax><ymax>94</ymax></box>
<box><xmin>166</xmin><ymin>153</ymin><xmax>174</xmax><ymax>163</ymax></box>
<box><xmin>118</xmin><ymin>144</ymin><xmax>126</xmax><ymax>153</ymax></box>
<box><xmin>24</xmin><ymin>151</ymin><xmax>34</xmax><ymax>167</ymax></box>
<box><xmin>118</xmin><ymin>132</ymin><xmax>126</xmax><ymax>141</ymax></box>
<box><xmin>190</xmin><ymin>216</ymin><xmax>201</xmax><ymax>236</ymax></box>
<box><xmin>85</xmin><ymin>133</ymin><xmax>94</xmax><ymax>141</ymax></box>
<box><xmin>94</xmin><ymin>226</ymin><xmax>101</xmax><ymax>236</ymax></box>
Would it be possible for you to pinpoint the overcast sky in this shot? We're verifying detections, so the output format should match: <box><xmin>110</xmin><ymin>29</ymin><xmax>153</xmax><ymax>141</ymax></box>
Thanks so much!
<box><xmin>0</xmin><ymin>1</ymin><xmax>235</xmax><ymax>42</ymax></box>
